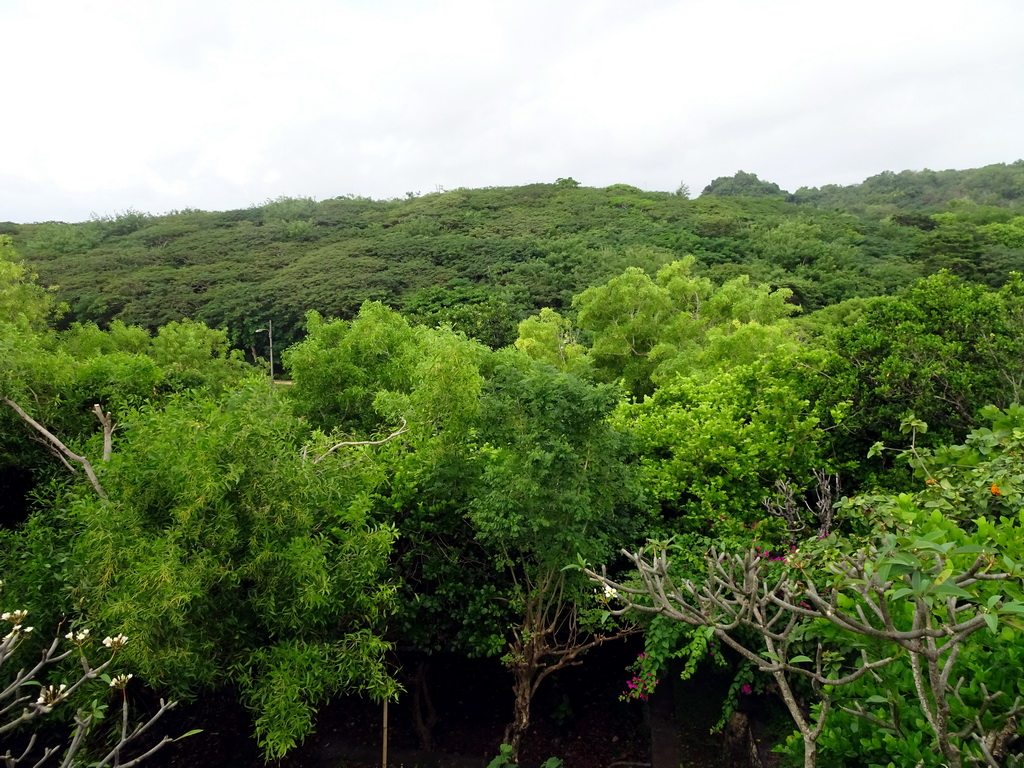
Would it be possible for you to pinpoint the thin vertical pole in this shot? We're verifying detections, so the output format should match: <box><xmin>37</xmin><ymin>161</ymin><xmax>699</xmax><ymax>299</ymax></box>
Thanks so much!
<box><xmin>268</xmin><ymin>320</ymin><xmax>274</xmax><ymax>381</ymax></box>
<box><xmin>382</xmin><ymin>699</ymin><xmax>389</xmax><ymax>768</ymax></box>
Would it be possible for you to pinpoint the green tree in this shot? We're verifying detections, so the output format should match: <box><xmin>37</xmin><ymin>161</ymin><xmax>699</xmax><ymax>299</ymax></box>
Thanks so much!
<box><xmin>591</xmin><ymin>408</ymin><xmax>1024</xmax><ymax>767</ymax></box>
<box><xmin>64</xmin><ymin>381</ymin><xmax>398</xmax><ymax>759</ymax></box>
<box><xmin>702</xmin><ymin>171</ymin><xmax>787</xmax><ymax>198</ymax></box>
<box><xmin>282</xmin><ymin>303</ymin><xmax>502</xmax><ymax>751</ymax></box>
<box><xmin>514</xmin><ymin>307</ymin><xmax>589</xmax><ymax>374</ymax></box>
<box><xmin>469</xmin><ymin>352</ymin><xmax>647</xmax><ymax>760</ymax></box>
<box><xmin>616</xmin><ymin>348</ymin><xmax>830</xmax><ymax>534</ymax></box>
<box><xmin>822</xmin><ymin>272</ymin><xmax>1024</xmax><ymax>472</ymax></box>
<box><xmin>572</xmin><ymin>258</ymin><xmax>797</xmax><ymax>398</ymax></box>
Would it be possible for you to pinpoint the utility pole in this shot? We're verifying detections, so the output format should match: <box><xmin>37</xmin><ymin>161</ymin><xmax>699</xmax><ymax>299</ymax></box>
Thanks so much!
<box><xmin>256</xmin><ymin>320</ymin><xmax>274</xmax><ymax>380</ymax></box>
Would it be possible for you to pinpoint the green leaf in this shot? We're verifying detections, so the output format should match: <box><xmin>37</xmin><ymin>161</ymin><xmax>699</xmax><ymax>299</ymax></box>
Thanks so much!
<box><xmin>951</xmin><ymin>544</ymin><xmax>993</xmax><ymax>555</ymax></box>
<box><xmin>983</xmin><ymin>613</ymin><xmax>998</xmax><ymax>633</ymax></box>
<box><xmin>789</xmin><ymin>655</ymin><xmax>813</xmax><ymax>664</ymax></box>
<box><xmin>932</xmin><ymin>581</ymin><xmax>972</xmax><ymax>599</ymax></box>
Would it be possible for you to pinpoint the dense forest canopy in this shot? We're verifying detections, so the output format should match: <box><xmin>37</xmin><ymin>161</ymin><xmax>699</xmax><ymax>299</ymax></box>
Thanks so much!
<box><xmin>2</xmin><ymin>161</ymin><xmax>1022</xmax><ymax>356</ymax></box>
<box><xmin>2</xmin><ymin>162</ymin><xmax>1024</xmax><ymax>767</ymax></box>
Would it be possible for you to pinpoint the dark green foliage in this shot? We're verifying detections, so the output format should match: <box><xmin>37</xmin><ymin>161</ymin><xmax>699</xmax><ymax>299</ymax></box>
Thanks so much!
<box><xmin>702</xmin><ymin>171</ymin><xmax>787</xmax><ymax>198</ymax></box>
<box><xmin>401</xmin><ymin>279</ymin><xmax>529</xmax><ymax>348</ymax></box>
<box><xmin>471</xmin><ymin>350</ymin><xmax>647</xmax><ymax>569</ymax></box>
<box><xmin>822</xmin><ymin>272</ymin><xmax>1024</xmax><ymax>469</ymax></box>
<box><xmin>13</xmin><ymin>167</ymin><xmax>1022</xmax><ymax>352</ymax></box>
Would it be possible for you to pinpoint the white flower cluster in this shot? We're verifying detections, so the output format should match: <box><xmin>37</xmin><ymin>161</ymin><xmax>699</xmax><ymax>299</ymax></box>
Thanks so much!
<box><xmin>103</xmin><ymin>634</ymin><xmax>129</xmax><ymax>651</ymax></box>
<box><xmin>65</xmin><ymin>628</ymin><xmax>91</xmax><ymax>645</ymax></box>
<box><xmin>2</xmin><ymin>609</ymin><xmax>34</xmax><ymax>643</ymax></box>
<box><xmin>2</xmin><ymin>609</ymin><xmax>29</xmax><ymax>624</ymax></box>
<box><xmin>36</xmin><ymin>683</ymin><xmax>68</xmax><ymax>706</ymax></box>
<box><xmin>109</xmin><ymin>673</ymin><xmax>133</xmax><ymax>689</ymax></box>
<box><xmin>602</xmin><ymin>584</ymin><xmax>620</xmax><ymax>600</ymax></box>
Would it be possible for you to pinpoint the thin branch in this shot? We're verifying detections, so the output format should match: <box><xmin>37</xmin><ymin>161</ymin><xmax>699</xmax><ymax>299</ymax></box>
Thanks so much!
<box><xmin>311</xmin><ymin>419</ymin><xmax>409</xmax><ymax>464</ymax></box>
<box><xmin>3</xmin><ymin>398</ymin><xmax>107</xmax><ymax>499</ymax></box>
<box><xmin>91</xmin><ymin>404</ymin><xmax>115</xmax><ymax>462</ymax></box>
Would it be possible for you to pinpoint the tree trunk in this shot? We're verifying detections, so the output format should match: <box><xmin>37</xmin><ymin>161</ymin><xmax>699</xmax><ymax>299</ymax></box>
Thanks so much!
<box><xmin>410</xmin><ymin>659</ymin><xmax>437</xmax><ymax>752</ymax></box>
<box><xmin>802</xmin><ymin>735</ymin><xmax>816</xmax><ymax>768</ymax></box>
<box><xmin>502</xmin><ymin>663</ymin><xmax>533</xmax><ymax>764</ymax></box>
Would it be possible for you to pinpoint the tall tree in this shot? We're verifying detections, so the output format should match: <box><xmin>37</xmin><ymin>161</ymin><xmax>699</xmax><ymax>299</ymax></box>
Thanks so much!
<box><xmin>470</xmin><ymin>352</ymin><xmax>648</xmax><ymax>759</ymax></box>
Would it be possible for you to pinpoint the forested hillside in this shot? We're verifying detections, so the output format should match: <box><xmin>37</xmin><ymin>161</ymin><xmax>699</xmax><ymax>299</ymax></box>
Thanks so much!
<box><xmin>3</xmin><ymin>163</ymin><xmax>1024</xmax><ymax>768</ymax></box>
<box><xmin>3</xmin><ymin>161</ymin><xmax>1024</xmax><ymax>355</ymax></box>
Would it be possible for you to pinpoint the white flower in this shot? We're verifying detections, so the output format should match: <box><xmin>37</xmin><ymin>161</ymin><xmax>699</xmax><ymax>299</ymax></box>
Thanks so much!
<box><xmin>102</xmin><ymin>634</ymin><xmax>129</xmax><ymax>651</ymax></box>
<box><xmin>109</xmin><ymin>673</ymin><xmax>133</xmax><ymax>689</ymax></box>
<box><xmin>2</xmin><ymin>609</ymin><xmax>28</xmax><ymax>624</ymax></box>
<box><xmin>65</xmin><ymin>628</ymin><xmax>91</xmax><ymax>645</ymax></box>
<box><xmin>602</xmin><ymin>584</ymin><xmax>620</xmax><ymax>600</ymax></box>
<box><xmin>2</xmin><ymin>624</ymin><xmax>32</xmax><ymax>643</ymax></box>
<box><xmin>36</xmin><ymin>684</ymin><xmax>68</xmax><ymax>706</ymax></box>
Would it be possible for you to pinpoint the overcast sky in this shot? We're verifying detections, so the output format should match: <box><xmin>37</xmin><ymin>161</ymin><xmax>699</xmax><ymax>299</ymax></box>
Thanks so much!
<box><xmin>2</xmin><ymin>0</ymin><xmax>1022</xmax><ymax>223</ymax></box>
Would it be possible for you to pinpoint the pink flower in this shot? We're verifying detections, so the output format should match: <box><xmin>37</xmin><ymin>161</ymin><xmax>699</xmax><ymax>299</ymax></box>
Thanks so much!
<box><xmin>741</xmin><ymin>684</ymin><xmax>752</xmax><ymax>695</ymax></box>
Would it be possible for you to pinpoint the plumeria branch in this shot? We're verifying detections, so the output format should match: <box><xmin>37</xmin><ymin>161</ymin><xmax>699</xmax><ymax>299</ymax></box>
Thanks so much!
<box><xmin>587</xmin><ymin>541</ymin><xmax>1021</xmax><ymax>768</ymax></box>
<box><xmin>1</xmin><ymin>609</ymin><xmax>187</xmax><ymax>768</ymax></box>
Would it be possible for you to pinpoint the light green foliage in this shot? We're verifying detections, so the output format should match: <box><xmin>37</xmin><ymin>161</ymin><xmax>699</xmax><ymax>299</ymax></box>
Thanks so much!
<box><xmin>285</xmin><ymin>303</ymin><xmax>498</xmax><ymax>657</ymax></box>
<box><xmin>149</xmin><ymin>319</ymin><xmax>247</xmax><ymax>390</ymax></box>
<box><xmin>0</xmin><ymin>237</ymin><xmax>66</xmax><ymax>406</ymax></box>
<box><xmin>514</xmin><ymin>308</ymin><xmax>589</xmax><ymax>374</ymax></box>
<box><xmin>2</xmin><ymin>305</ymin><xmax>249</xmax><ymax>488</ymax></box>
<box><xmin>573</xmin><ymin>258</ymin><xmax>797</xmax><ymax>398</ymax></box>
<box><xmin>284</xmin><ymin>301</ymin><xmax>487</xmax><ymax>456</ymax></box>
<box><xmin>237</xmin><ymin>633</ymin><xmax>395</xmax><ymax>758</ymax></box>
<box><xmin>67</xmin><ymin>381</ymin><xmax>398</xmax><ymax>758</ymax></box>
<box><xmin>0</xmin><ymin>235</ymin><xmax>61</xmax><ymax>330</ymax></box>
<box><xmin>616</xmin><ymin>350</ymin><xmax>827</xmax><ymax>531</ymax></box>
<box><xmin>572</xmin><ymin>265</ymin><xmax>674</xmax><ymax>397</ymax></box>
<box><xmin>284</xmin><ymin>304</ymin><xmax>426</xmax><ymax>432</ymax></box>
<box><xmin>980</xmin><ymin>216</ymin><xmax>1024</xmax><ymax>249</ymax></box>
